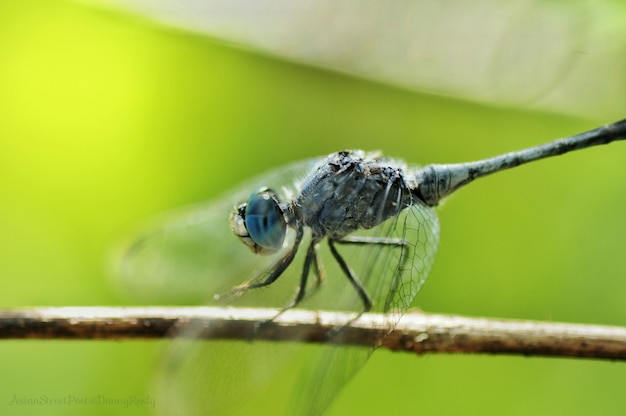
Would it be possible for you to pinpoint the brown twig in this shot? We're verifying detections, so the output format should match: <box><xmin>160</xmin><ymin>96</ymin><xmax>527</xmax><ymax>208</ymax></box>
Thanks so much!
<box><xmin>1</xmin><ymin>306</ymin><xmax>625</xmax><ymax>361</ymax></box>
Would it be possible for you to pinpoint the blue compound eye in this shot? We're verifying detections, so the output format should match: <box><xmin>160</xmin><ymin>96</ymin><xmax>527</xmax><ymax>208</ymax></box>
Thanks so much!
<box><xmin>244</xmin><ymin>189</ymin><xmax>286</xmax><ymax>252</ymax></box>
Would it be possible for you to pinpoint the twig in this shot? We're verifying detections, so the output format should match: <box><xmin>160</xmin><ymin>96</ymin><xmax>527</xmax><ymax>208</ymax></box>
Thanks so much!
<box><xmin>1</xmin><ymin>306</ymin><xmax>625</xmax><ymax>361</ymax></box>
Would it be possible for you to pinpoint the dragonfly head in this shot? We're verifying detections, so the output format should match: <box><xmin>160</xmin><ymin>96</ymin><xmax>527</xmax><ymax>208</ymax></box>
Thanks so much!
<box><xmin>230</xmin><ymin>188</ymin><xmax>288</xmax><ymax>255</ymax></box>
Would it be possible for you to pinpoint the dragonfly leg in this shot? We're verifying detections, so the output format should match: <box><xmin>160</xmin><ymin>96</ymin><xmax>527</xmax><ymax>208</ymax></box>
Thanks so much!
<box><xmin>217</xmin><ymin>224</ymin><xmax>304</xmax><ymax>305</ymax></box>
<box><xmin>246</xmin><ymin>225</ymin><xmax>304</xmax><ymax>291</ymax></box>
<box><xmin>338</xmin><ymin>233</ymin><xmax>412</xmax><ymax>313</ymax></box>
<box><xmin>311</xmin><ymin>242</ymin><xmax>325</xmax><ymax>287</ymax></box>
<box><xmin>253</xmin><ymin>237</ymin><xmax>320</xmax><ymax>333</ymax></box>
<box><xmin>255</xmin><ymin>241</ymin><xmax>326</xmax><ymax>331</ymax></box>
<box><xmin>328</xmin><ymin>239</ymin><xmax>373</xmax><ymax>312</ymax></box>
<box><xmin>279</xmin><ymin>239</ymin><xmax>320</xmax><ymax>312</ymax></box>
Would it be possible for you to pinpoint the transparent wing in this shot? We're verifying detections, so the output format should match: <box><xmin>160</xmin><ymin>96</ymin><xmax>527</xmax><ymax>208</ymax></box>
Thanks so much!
<box><xmin>118</xmin><ymin>152</ymin><xmax>439</xmax><ymax>415</ymax></box>
<box><xmin>115</xmin><ymin>157</ymin><xmax>323</xmax><ymax>305</ymax></box>
<box><xmin>298</xmin><ymin>196</ymin><xmax>440</xmax><ymax>319</ymax></box>
<box><xmin>289</xmin><ymin>198</ymin><xmax>440</xmax><ymax>415</ymax></box>
<box><xmin>155</xmin><ymin>337</ymin><xmax>305</xmax><ymax>415</ymax></box>
<box><xmin>150</xmin><ymin>192</ymin><xmax>439</xmax><ymax>415</ymax></box>
<box><xmin>116</xmin><ymin>156</ymin><xmax>324</xmax><ymax>414</ymax></box>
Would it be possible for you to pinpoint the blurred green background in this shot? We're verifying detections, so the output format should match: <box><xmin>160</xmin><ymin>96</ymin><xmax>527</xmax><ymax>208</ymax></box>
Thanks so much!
<box><xmin>0</xmin><ymin>1</ymin><xmax>625</xmax><ymax>415</ymax></box>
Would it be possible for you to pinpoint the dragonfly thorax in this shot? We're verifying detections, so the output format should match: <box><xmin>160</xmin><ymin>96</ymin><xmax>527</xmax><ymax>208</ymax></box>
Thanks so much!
<box><xmin>296</xmin><ymin>150</ymin><xmax>414</xmax><ymax>240</ymax></box>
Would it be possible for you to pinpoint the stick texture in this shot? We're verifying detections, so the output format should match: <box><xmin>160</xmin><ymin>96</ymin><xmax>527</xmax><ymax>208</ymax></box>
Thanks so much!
<box><xmin>1</xmin><ymin>307</ymin><xmax>625</xmax><ymax>360</ymax></box>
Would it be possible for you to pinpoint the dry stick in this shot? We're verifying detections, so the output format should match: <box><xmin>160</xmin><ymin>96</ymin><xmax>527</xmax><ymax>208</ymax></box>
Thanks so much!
<box><xmin>1</xmin><ymin>306</ymin><xmax>625</xmax><ymax>361</ymax></box>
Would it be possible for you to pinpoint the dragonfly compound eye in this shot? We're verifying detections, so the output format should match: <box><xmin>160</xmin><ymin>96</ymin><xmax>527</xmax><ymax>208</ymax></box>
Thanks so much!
<box><xmin>230</xmin><ymin>188</ymin><xmax>287</xmax><ymax>255</ymax></box>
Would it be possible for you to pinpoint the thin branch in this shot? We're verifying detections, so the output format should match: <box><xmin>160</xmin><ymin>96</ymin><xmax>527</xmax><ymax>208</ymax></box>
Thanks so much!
<box><xmin>1</xmin><ymin>307</ymin><xmax>625</xmax><ymax>361</ymax></box>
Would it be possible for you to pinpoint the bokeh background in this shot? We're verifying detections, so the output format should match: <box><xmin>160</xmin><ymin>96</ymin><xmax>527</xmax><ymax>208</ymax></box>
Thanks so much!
<box><xmin>1</xmin><ymin>0</ymin><xmax>625</xmax><ymax>415</ymax></box>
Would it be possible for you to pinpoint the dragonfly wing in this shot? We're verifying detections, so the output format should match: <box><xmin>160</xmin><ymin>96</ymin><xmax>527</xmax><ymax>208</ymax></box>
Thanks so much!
<box><xmin>155</xmin><ymin>335</ymin><xmax>304</xmax><ymax>415</ymax></box>
<box><xmin>120</xmin><ymin>155</ymin><xmax>439</xmax><ymax>415</ymax></box>
<box><xmin>287</xmin><ymin>200</ymin><xmax>440</xmax><ymax>415</ymax></box>
<box><xmin>115</xmin><ymin>156</ymin><xmax>334</xmax><ymax>415</ymax></box>
<box><xmin>146</xmin><ymin>192</ymin><xmax>439</xmax><ymax>416</ymax></box>
<box><xmin>115</xmin><ymin>157</ymin><xmax>323</xmax><ymax>305</ymax></box>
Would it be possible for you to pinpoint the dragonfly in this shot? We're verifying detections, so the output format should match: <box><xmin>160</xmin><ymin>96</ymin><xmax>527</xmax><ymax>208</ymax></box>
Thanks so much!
<box><xmin>119</xmin><ymin>119</ymin><xmax>626</xmax><ymax>415</ymax></box>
